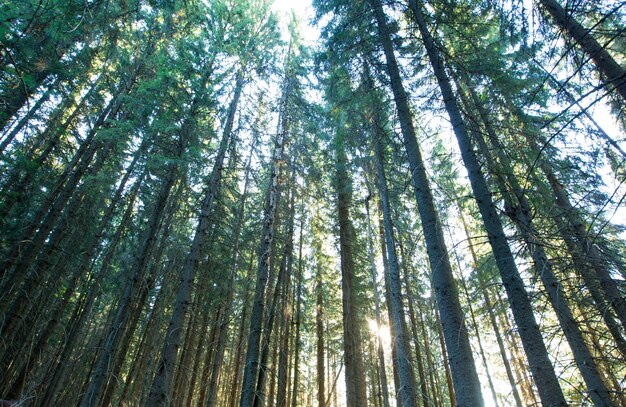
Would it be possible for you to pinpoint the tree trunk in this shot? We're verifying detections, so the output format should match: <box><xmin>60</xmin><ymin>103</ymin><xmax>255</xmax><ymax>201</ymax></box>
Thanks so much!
<box><xmin>378</xmin><ymin>212</ymin><xmax>403</xmax><ymax>407</ymax></box>
<box><xmin>537</xmin><ymin>0</ymin><xmax>626</xmax><ymax>102</ymax></box>
<box><xmin>371</xmin><ymin>123</ymin><xmax>418</xmax><ymax>407</ymax></box>
<box><xmin>276</xmin><ymin>176</ymin><xmax>296</xmax><ymax>407</ymax></box>
<box><xmin>146</xmin><ymin>71</ymin><xmax>243</xmax><ymax>407</ymax></box>
<box><xmin>80</xmin><ymin>150</ymin><xmax>180</xmax><ymax>407</ymax></box>
<box><xmin>407</xmin><ymin>1</ymin><xmax>569</xmax><ymax>404</ymax></box>
<box><xmin>291</xmin><ymin>213</ymin><xmax>305</xmax><ymax>407</ymax></box>
<box><xmin>368</xmin><ymin>1</ymin><xmax>484</xmax><ymax>404</ymax></box>
<box><xmin>228</xmin><ymin>256</ymin><xmax>255</xmax><ymax>407</ymax></box>
<box><xmin>315</xmin><ymin>244</ymin><xmax>326</xmax><ymax>407</ymax></box>
<box><xmin>239</xmin><ymin>63</ymin><xmax>291</xmax><ymax>407</ymax></box>
<box><xmin>335</xmin><ymin>130</ymin><xmax>369</xmax><ymax>407</ymax></box>
<box><xmin>205</xmin><ymin>112</ymin><xmax>257</xmax><ymax>407</ymax></box>
<box><xmin>364</xmin><ymin>196</ymin><xmax>392</xmax><ymax>407</ymax></box>
<box><xmin>460</xmin><ymin>214</ymin><xmax>524</xmax><ymax>407</ymax></box>
<box><xmin>465</xmin><ymin>84</ymin><xmax>615</xmax><ymax>406</ymax></box>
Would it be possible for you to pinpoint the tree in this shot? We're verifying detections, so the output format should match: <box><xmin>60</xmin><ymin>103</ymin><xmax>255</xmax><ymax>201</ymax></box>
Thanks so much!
<box><xmin>0</xmin><ymin>0</ymin><xmax>624</xmax><ymax>405</ymax></box>
<box><xmin>365</xmin><ymin>0</ymin><xmax>485</xmax><ymax>404</ymax></box>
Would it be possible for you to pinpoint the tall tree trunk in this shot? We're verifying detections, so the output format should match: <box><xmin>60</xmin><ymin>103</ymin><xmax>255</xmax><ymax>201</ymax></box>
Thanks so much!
<box><xmin>533</xmin><ymin>139</ymin><xmax>626</xmax><ymax>332</ymax></box>
<box><xmin>460</xmin><ymin>214</ymin><xmax>524</xmax><ymax>407</ymax></box>
<box><xmin>364</xmin><ymin>196</ymin><xmax>392</xmax><ymax>407</ymax></box>
<box><xmin>3</xmin><ymin>147</ymin><xmax>145</xmax><ymax>398</ymax></box>
<box><xmin>37</xmin><ymin>167</ymin><xmax>144</xmax><ymax>407</ymax></box>
<box><xmin>205</xmin><ymin>115</ymin><xmax>257</xmax><ymax>407</ymax></box>
<box><xmin>378</xmin><ymin>211</ymin><xmax>403</xmax><ymax>407</ymax></box>
<box><xmin>239</xmin><ymin>63</ymin><xmax>291</xmax><ymax>407</ymax></box>
<box><xmin>315</xmin><ymin>239</ymin><xmax>326</xmax><ymax>407</ymax></box>
<box><xmin>146</xmin><ymin>71</ymin><xmax>243</xmax><ymax>407</ymax></box>
<box><xmin>79</xmin><ymin>150</ymin><xmax>181</xmax><ymax>407</ymax></box>
<box><xmin>0</xmin><ymin>92</ymin><xmax>124</xmax><ymax>302</ymax></box>
<box><xmin>433</xmin><ymin>308</ymin><xmax>456</xmax><ymax>406</ymax></box>
<box><xmin>291</xmin><ymin>213</ymin><xmax>305</xmax><ymax>407</ymax></box>
<box><xmin>275</xmin><ymin>173</ymin><xmax>297</xmax><ymax>407</ymax></box>
<box><xmin>447</xmin><ymin>231</ymin><xmax>498</xmax><ymax>406</ymax></box>
<box><xmin>335</xmin><ymin>130</ymin><xmax>369</xmax><ymax>407</ymax></box>
<box><xmin>371</xmin><ymin>123</ymin><xmax>418</xmax><ymax>407</ymax></box>
<box><xmin>0</xmin><ymin>87</ymin><xmax>52</xmax><ymax>153</ymax></box>
<box><xmin>253</xmin><ymin>223</ymin><xmax>290</xmax><ymax>407</ymax></box>
<box><xmin>407</xmin><ymin>1</ymin><xmax>569</xmax><ymax>404</ymax></box>
<box><xmin>228</xmin><ymin>255</ymin><xmax>255</xmax><ymax>407</ymax></box>
<box><xmin>463</xmin><ymin>81</ymin><xmax>615</xmax><ymax>406</ymax></box>
<box><xmin>367</xmin><ymin>1</ymin><xmax>484</xmax><ymax>404</ymax></box>
<box><xmin>536</xmin><ymin>0</ymin><xmax>626</xmax><ymax>102</ymax></box>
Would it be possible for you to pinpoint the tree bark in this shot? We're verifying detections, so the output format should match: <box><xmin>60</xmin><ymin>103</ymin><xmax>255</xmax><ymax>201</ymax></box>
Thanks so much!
<box><xmin>335</xmin><ymin>130</ymin><xmax>369</xmax><ymax>407</ymax></box>
<box><xmin>368</xmin><ymin>1</ymin><xmax>484</xmax><ymax>404</ymax></box>
<box><xmin>291</xmin><ymin>212</ymin><xmax>305</xmax><ymax>407</ymax></box>
<box><xmin>407</xmin><ymin>1</ymin><xmax>568</xmax><ymax>404</ymax></box>
<box><xmin>239</xmin><ymin>63</ymin><xmax>291</xmax><ymax>407</ymax></box>
<box><xmin>537</xmin><ymin>0</ymin><xmax>626</xmax><ymax>102</ymax></box>
<box><xmin>147</xmin><ymin>71</ymin><xmax>243</xmax><ymax>407</ymax></box>
<box><xmin>460</xmin><ymin>214</ymin><xmax>524</xmax><ymax>407</ymax></box>
<box><xmin>364</xmin><ymin>196</ymin><xmax>392</xmax><ymax>407</ymax></box>
<box><xmin>80</xmin><ymin>149</ymin><xmax>181</xmax><ymax>407</ymax></box>
<box><xmin>371</xmin><ymin>123</ymin><xmax>418</xmax><ymax>407</ymax></box>
<box><xmin>464</xmin><ymin>80</ymin><xmax>615</xmax><ymax>406</ymax></box>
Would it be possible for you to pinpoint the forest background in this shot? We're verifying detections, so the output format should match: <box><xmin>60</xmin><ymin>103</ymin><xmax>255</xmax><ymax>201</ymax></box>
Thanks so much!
<box><xmin>0</xmin><ymin>0</ymin><xmax>625</xmax><ymax>406</ymax></box>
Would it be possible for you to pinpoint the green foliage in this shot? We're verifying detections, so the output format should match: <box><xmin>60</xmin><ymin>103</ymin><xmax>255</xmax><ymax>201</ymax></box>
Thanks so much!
<box><xmin>0</xmin><ymin>0</ymin><xmax>625</xmax><ymax>405</ymax></box>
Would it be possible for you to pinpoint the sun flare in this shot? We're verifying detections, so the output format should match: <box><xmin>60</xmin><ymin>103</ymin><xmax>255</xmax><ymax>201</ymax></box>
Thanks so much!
<box><xmin>368</xmin><ymin>319</ymin><xmax>392</xmax><ymax>344</ymax></box>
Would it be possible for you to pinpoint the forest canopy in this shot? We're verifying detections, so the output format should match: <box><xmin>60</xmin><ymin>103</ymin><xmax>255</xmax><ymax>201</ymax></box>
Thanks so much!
<box><xmin>0</xmin><ymin>0</ymin><xmax>625</xmax><ymax>406</ymax></box>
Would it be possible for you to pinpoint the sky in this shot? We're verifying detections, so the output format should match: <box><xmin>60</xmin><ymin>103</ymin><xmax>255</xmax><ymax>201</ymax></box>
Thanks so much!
<box><xmin>271</xmin><ymin>0</ymin><xmax>319</xmax><ymax>43</ymax></box>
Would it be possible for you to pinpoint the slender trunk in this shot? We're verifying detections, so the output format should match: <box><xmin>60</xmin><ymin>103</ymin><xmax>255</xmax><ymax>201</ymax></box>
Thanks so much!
<box><xmin>537</xmin><ymin>0</ymin><xmax>626</xmax><ymax>102</ymax></box>
<box><xmin>228</xmin><ymin>256</ymin><xmax>255</xmax><ymax>407</ymax></box>
<box><xmin>275</xmin><ymin>177</ymin><xmax>297</xmax><ymax>407</ymax></box>
<box><xmin>0</xmin><ymin>139</ymin><xmax>118</xmax><ymax>375</ymax></box>
<box><xmin>38</xmin><ymin>167</ymin><xmax>144</xmax><ymax>407</ymax></box>
<box><xmin>335</xmin><ymin>131</ymin><xmax>369</xmax><ymax>407</ymax></box>
<box><xmin>253</xmin><ymin>235</ymin><xmax>289</xmax><ymax>407</ymax></box>
<box><xmin>206</xmin><ymin>118</ymin><xmax>257</xmax><ymax>407</ymax></box>
<box><xmin>378</xmin><ymin>213</ymin><xmax>402</xmax><ymax>407</ymax></box>
<box><xmin>199</xmin><ymin>303</ymin><xmax>224</xmax><ymax>406</ymax></box>
<box><xmin>290</xmin><ymin>213</ymin><xmax>304</xmax><ymax>407</ymax></box>
<box><xmin>0</xmin><ymin>87</ymin><xmax>51</xmax><ymax>153</ymax></box>
<box><xmin>537</xmin><ymin>146</ymin><xmax>626</xmax><ymax>331</ymax></box>
<box><xmin>316</xmin><ymin>245</ymin><xmax>326</xmax><ymax>407</ymax></box>
<box><xmin>495</xmin><ymin>288</ymin><xmax>540</xmax><ymax>405</ymax></box>
<box><xmin>407</xmin><ymin>1</ymin><xmax>569</xmax><ymax>404</ymax></box>
<box><xmin>268</xmin><ymin>327</ymin><xmax>280</xmax><ymax>406</ymax></box>
<box><xmin>456</xmin><ymin>266</ymin><xmax>499</xmax><ymax>406</ymax></box>
<box><xmin>415</xmin><ymin>303</ymin><xmax>441</xmax><ymax>407</ymax></box>
<box><xmin>0</xmin><ymin>93</ymin><xmax>122</xmax><ymax>301</ymax></box>
<box><xmin>471</xmin><ymin>84</ymin><xmax>626</xmax><ymax>355</ymax></box>
<box><xmin>474</xmin><ymin>74</ymin><xmax>621</xmax><ymax>400</ymax></box>
<box><xmin>368</xmin><ymin>1</ymin><xmax>484</xmax><ymax>404</ymax></box>
<box><xmin>239</xmin><ymin>64</ymin><xmax>291</xmax><ymax>407</ymax></box>
<box><xmin>146</xmin><ymin>72</ymin><xmax>242</xmax><ymax>407</ymax></box>
<box><xmin>80</xmin><ymin>155</ymin><xmax>180</xmax><ymax>407</ymax></box>
<box><xmin>120</xmin><ymin>263</ymin><xmax>174</xmax><ymax>405</ymax></box>
<box><xmin>432</xmin><ymin>308</ymin><xmax>456</xmax><ymax>406</ymax></box>
<box><xmin>460</xmin><ymin>214</ymin><xmax>524</xmax><ymax>407</ymax></box>
<box><xmin>4</xmin><ymin>150</ymin><xmax>144</xmax><ymax>397</ymax></box>
<box><xmin>364</xmin><ymin>197</ymin><xmax>392</xmax><ymax>407</ymax></box>
<box><xmin>371</xmin><ymin>125</ymin><xmax>418</xmax><ymax>407</ymax></box>
<box><xmin>395</xmin><ymin>236</ymin><xmax>431</xmax><ymax>407</ymax></box>
<box><xmin>459</xmin><ymin>78</ymin><xmax>615</xmax><ymax>405</ymax></box>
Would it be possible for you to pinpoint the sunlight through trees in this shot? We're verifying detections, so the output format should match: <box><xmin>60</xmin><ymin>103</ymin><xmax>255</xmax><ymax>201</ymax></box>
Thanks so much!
<box><xmin>0</xmin><ymin>0</ymin><xmax>624</xmax><ymax>406</ymax></box>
